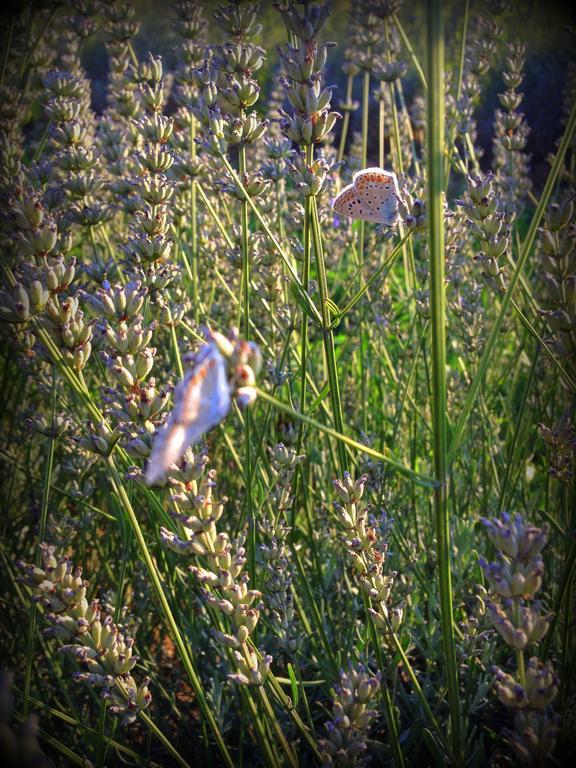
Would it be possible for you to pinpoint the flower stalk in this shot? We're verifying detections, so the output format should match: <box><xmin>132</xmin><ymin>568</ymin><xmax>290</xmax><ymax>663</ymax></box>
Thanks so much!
<box><xmin>426</xmin><ymin>0</ymin><xmax>463</xmax><ymax>761</ymax></box>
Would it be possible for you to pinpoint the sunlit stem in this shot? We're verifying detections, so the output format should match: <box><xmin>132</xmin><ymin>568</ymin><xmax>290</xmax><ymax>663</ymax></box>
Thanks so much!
<box><xmin>310</xmin><ymin>197</ymin><xmax>348</xmax><ymax>474</ymax></box>
<box><xmin>338</xmin><ymin>73</ymin><xmax>355</xmax><ymax>163</ymax></box>
<box><xmin>379</xmin><ymin>89</ymin><xmax>385</xmax><ymax>169</ymax></box>
<box><xmin>298</xmin><ymin>143</ymin><xmax>314</xmax><ymax>426</ymax></box>
<box><xmin>426</xmin><ymin>0</ymin><xmax>463</xmax><ymax>762</ymax></box>
<box><xmin>191</xmin><ymin>115</ymin><xmax>199</xmax><ymax>325</ymax></box>
<box><xmin>384</xmin><ymin>17</ymin><xmax>414</xmax><ymax>295</ymax></box>
<box><xmin>238</xmin><ymin>139</ymin><xmax>255</xmax><ymax>586</ymax></box>
<box><xmin>360</xmin><ymin>55</ymin><xmax>371</xmax><ymax>262</ymax></box>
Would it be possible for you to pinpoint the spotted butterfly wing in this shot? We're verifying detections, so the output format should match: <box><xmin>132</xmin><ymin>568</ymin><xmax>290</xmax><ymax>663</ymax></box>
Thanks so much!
<box><xmin>332</xmin><ymin>182</ymin><xmax>380</xmax><ymax>223</ymax></box>
<box><xmin>353</xmin><ymin>168</ymin><xmax>400</xmax><ymax>226</ymax></box>
<box><xmin>145</xmin><ymin>343</ymin><xmax>231</xmax><ymax>485</ymax></box>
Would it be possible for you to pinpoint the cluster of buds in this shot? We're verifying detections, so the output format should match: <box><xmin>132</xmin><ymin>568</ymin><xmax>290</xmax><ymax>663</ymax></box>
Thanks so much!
<box><xmin>66</xmin><ymin>0</ymin><xmax>102</xmax><ymax>41</ymax></box>
<box><xmin>75</xmin><ymin>419</ymin><xmax>123</xmax><ymax>457</ymax></box>
<box><xmin>256</xmin><ymin>443</ymin><xmax>304</xmax><ymax>654</ymax></box>
<box><xmin>396</xmin><ymin>180</ymin><xmax>426</xmax><ymax>232</ymax></box>
<box><xmin>160</xmin><ymin>449</ymin><xmax>272</xmax><ymax>686</ymax></box>
<box><xmin>218</xmin><ymin>169</ymin><xmax>270</xmax><ymax>201</ymax></box>
<box><xmin>83</xmin><ymin>279</ymin><xmax>172</xmax><ymax>455</ymax></box>
<box><xmin>124</xmin><ymin>55</ymin><xmax>178</xmax><ymax>291</ymax></box>
<box><xmin>277</xmin><ymin>0</ymin><xmax>340</xmax><ymax>158</ymax></box>
<box><xmin>192</xmin><ymin>3</ymin><xmax>268</xmax><ymax>156</ymax></box>
<box><xmin>268</xmin><ymin>442</ymin><xmax>305</xmax><ymax>513</ymax></box>
<box><xmin>456</xmin><ymin>585</ymin><xmax>494</xmax><ymax>675</ymax></box>
<box><xmin>537</xmin><ymin>197</ymin><xmax>576</xmax><ymax>363</ymax></box>
<box><xmin>252</xmin><ymin>233</ymin><xmax>285</xmax><ymax>304</ymax></box>
<box><xmin>318</xmin><ymin>664</ymin><xmax>381</xmax><ymax>767</ymax></box>
<box><xmin>341</xmin><ymin>0</ymin><xmax>392</xmax><ymax>75</ymax></box>
<box><xmin>98</xmin><ymin>6</ymin><xmax>145</xmax><ymax>201</ymax></box>
<box><xmin>86</xmin><ymin>50</ymin><xmax>182</xmax><ymax>465</ymax></box>
<box><xmin>333</xmin><ymin>473</ymin><xmax>403</xmax><ymax>641</ymax></box>
<box><xmin>479</xmin><ymin>514</ymin><xmax>559</xmax><ymax>765</ymax></box>
<box><xmin>0</xmin><ymin>42</ymin><xmax>106</xmax><ymax>395</ymax></box>
<box><xmin>38</xmin><ymin>293</ymin><xmax>94</xmax><ymax>370</ymax></box>
<box><xmin>260</xmin><ymin>134</ymin><xmax>294</xmax><ymax>184</ymax></box>
<box><xmin>43</xmin><ymin>69</ymin><xmax>113</xmax><ymax>231</ymax></box>
<box><xmin>259</xmin><ymin>517</ymin><xmax>300</xmax><ymax>654</ymax></box>
<box><xmin>444</xmin><ymin>204</ymin><xmax>486</xmax><ymax>359</ymax></box>
<box><xmin>459</xmin><ymin>172</ymin><xmax>509</xmax><ymax>292</ymax></box>
<box><xmin>101</xmin><ymin>1</ymin><xmax>141</xmax><ymax>44</ymax></box>
<box><xmin>287</xmin><ymin>152</ymin><xmax>336</xmax><ymax>197</ymax></box>
<box><xmin>0</xmin><ymin>187</ymin><xmax>89</xmax><ymax>371</ymax></box>
<box><xmin>169</xmin><ymin>3</ymin><xmax>208</xmax><ymax>202</ymax></box>
<box><xmin>171</xmin><ymin>1</ymin><xmax>208</xmax><ymax>109</ymax></box>
<box><xmin>446</xmin><ymin>16</ymin><xmax>502</xmax><ymax>147</ymax></box>
<box><xmin>493</xmin><ymin>43</ymin><xmax>532</xmax><ymax>213</ymax></box>
<box><xmin>538</xmin><ymin>415</ymin><xmax>576</xmax><ymax>484</ymax></box>
<box><xmin>105</xmin><ymin>377</ymin><xmax>170</xmax><ymax>435</ymax></box>
<box><xmin>17</xmin><ymin>544</ymin><xmax>151</xmax><ymax>726</ymax></box>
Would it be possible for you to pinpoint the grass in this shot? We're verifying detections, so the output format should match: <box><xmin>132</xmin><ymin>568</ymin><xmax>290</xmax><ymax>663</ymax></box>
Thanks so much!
<box><xmin>0</xmin><ymin>1</ymin><xmax>575</xmax><ymax>767</ymax></box>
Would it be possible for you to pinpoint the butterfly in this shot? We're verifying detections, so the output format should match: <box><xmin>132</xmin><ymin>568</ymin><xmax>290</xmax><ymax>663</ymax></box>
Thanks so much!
<box><xmin>145</xmin><ymin>334</ymin><xmax>260</xmax><ymax>486</ymax></box>
<box><xmin>145</xmin><ymin>342</ymin><xmax>231</xmax><ymax>486</ymax></box>
<box><xmin>332</xmin><ymin>167</ymin><xmax>400</xmax><ymax>226</ymax></box>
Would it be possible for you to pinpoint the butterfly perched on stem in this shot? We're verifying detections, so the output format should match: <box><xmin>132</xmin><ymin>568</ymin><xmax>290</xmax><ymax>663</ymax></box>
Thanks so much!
<box><xmin>145</xmin><ymin>332</ymin><xmax>260</xmax><ymax>486</ymax></box>
<box><xmin>332</xmin><ymin>167</ymin><xmax>400</xmax><ymax>226</ymax></box>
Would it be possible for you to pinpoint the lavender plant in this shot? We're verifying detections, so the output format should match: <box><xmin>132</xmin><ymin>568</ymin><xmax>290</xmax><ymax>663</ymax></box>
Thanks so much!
<box><xmin>1</xmin><ymin>1</ymin><xmax>575</xmax><ymax>766</ymax></box>
<box><xmin>480</xmin><ymin>514</ymin><xmax>559</xmax><ymax>765</ymax></box>
<box><xmin>17</xmin><ymin>544</ymin><xmax>152</xmax><ymax>726</ymax></box>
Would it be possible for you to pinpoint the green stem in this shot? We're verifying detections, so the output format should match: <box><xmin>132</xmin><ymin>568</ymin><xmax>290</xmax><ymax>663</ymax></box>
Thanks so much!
<box><xmin>514</xmin><ymin>602</ymin><xmax>527</xmax><ymax>688</ymax></box>
<box><xmin>444</xmin><ymin>0</ymin><xmax>470</xmax><ymax>188</ymax></box>
<box><xmin>338</xmin><ymin>74</ymin><xmax>354</xmax><ymax>163</ymax></box>
<box><xmin>310</xmin><ymin>196</ymin><xmax>348</xmax><ymax>474</ymax></box>
<box><xmin>191</xmin><ymin>116</ymin><xmax>199</xmax><ymax>325</ymax></box>
<box><xmin>255</xmin><ymin>387</ymin><xmax>436</xmax><ymax>487</ymax></box>
<box><xmin>95</xmin><ymin>700</ymin><xmax>108</xmax><ymax>768</ymax></box>
<box><xmin>127</xmin><ymin>41</ymin><xmax>139</xmax><ymax>68</ymax></box>
<box><xmin>336</xmin><ymin>233</ymin><xmax>411</xmax><ymax>321</ymax></box>
<box><xmin>362</xmin><ymin>594</ymin><xmax>405</xmax><ymax>768</ymax></box>
<box><xmin>196</xmin><ymin>182</ymin><xmax>234</xmax><ymax>248</ymax></box>
<box><xmin>140</xmin><ymin>712</ymin><xmax>192</xmax><ymax>768</ymax></box>
<box><xmin>220</xmin><ymin>154</ymin><xmax>322</xmax><ymax>325</ymax></box>
<box><xmin>497</xmin><ymin>343</ymin><xmax>540</xmax><ymax>514</ymax></box>
<box><xmin>359</xmin><ymin>58</ymin><xmax>370</xmax><ymax>262</ymax></box>
<box><xmin>32</xmin><ymin>120</ymin><xmax>52</xmax><ymax>163</ymax></box>
<box><xmin>384</xmin><ymin>614</ymin><xmax>455</xmax><ymax>762</ymax></box>
<box><xmin>393</xmin><ymin>13</ymin><xmax>428</xmax><ymax>90</ymax></box>
<box><xmin>257</xmin><ymin>687</ymin><xmax>298</xmax><ymax>768</ymax></box>
<box><xmin>292</xmin><ymin>143</ymin><xmax>315</xmax><ymax>526</ymax></box>
<box><xmin>238</xmin><ymin>141</ymin><xmax>256</xmax><ymax>586</ymax></box>
<box><xmin>384</xmin><ymin>18</ymin><xmax>414</xmax><ymax>294</ymax></box>
<box><xmin>511</xmin><ymin>299</ymin><xmax>575</xmax><ymax>392</ymax></box>
<box><xmin>426</xmin><ymin>1</ymin><xmax>463</xmax><ymax>763</ymax></box>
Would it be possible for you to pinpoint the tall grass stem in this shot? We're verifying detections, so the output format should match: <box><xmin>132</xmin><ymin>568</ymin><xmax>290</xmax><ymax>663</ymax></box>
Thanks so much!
<box><xmin>426</xmin><ymin>0</ymin><xmax>463</xmax><ymax>761</ymax></box>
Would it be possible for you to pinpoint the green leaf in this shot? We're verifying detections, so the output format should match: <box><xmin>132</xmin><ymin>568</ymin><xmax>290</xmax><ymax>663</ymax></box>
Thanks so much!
<box><xmin>287</xmin><ymin>663</ymin><xmax>299</xmax><ymax>708</ymax></box>
<box><xmin>309</xmin><ymin>382</ymin><xmax>329</xmax><ymax>413</ymax></box>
